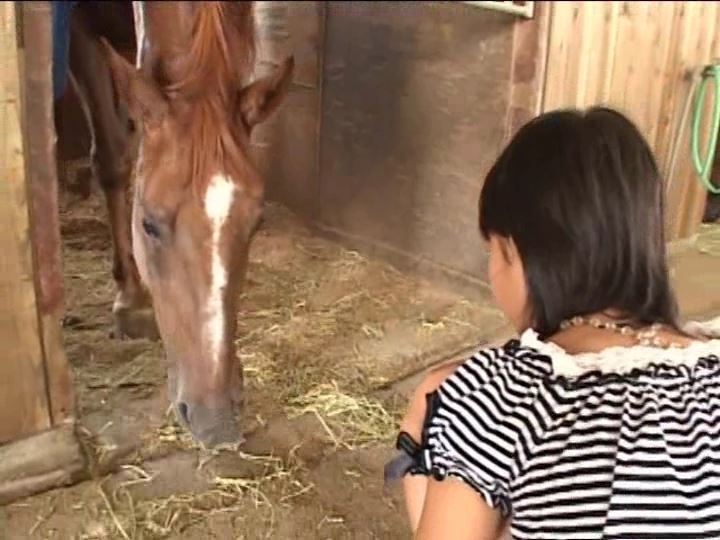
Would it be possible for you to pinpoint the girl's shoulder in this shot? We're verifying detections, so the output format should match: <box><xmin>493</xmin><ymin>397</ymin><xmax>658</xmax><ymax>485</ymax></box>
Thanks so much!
<box><xmin>518</xmin><ymin>325</ymin><xmax>720</xmax><ymax>382</ymax></box>
<box><xmin>439</xmin><ymin>322</ymin><xmax>720</xmax><ymax>400</ymax></box>
<box><xmin>434</xmin><ymin>333</ymin><xmax>553</xmax><ymax>404</ymax></box>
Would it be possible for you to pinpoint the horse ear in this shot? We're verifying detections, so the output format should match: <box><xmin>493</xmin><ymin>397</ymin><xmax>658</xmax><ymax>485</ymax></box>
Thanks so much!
<box><xmin>238</xmin><ymin>56</ymin><xmax>294</xmax><ymax>130</ymax></box>
<box><xmin>99</xmin><ymin>38</ymin><xmax>168</xmax><ymax>129</ymax></box>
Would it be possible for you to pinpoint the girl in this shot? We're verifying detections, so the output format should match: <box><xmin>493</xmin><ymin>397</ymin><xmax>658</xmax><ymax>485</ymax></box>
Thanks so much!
<box><xmin>385</xmin><ymin>107</ymin><xmax>720</xmax><ymax>539</ymax></box>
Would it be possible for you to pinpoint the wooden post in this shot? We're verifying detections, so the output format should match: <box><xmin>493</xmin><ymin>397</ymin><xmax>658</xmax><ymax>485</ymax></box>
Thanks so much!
<box><xmin>504</xmin><ymin>0</ymin><xmax>551</xmax><ymax>141</ymax></box>
<box><xmin>22</xmin><ymin>1</ymin><xmax>75</xmax><ymax>425</ymax></box>
<box><xmin>0</xmin><ymin>2</ymin><xmax>86</xmax><ymax>504</ymax></box>
<box><xmin>0</xmin><ymin>424</ymin><xmax>86</xmax><ymax>505</ymax></box>
<box><xmin>0</xmin><ymin>0</ymin><xmax>52</xmax><ymax>442</ymax></box>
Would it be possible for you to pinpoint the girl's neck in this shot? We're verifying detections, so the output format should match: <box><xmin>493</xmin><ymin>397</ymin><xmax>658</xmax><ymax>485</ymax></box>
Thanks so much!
<box><xmin>546</xmin><ymin>310</ymin><xmax>705</xmax><ymax>355</ymax></box>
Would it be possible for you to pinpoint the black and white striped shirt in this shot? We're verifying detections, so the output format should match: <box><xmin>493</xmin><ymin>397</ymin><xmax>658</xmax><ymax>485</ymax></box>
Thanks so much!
<box><xmin>411</xmin><ymin>329</ymin><xmax>720</xmax><ymax>539</ymax></box>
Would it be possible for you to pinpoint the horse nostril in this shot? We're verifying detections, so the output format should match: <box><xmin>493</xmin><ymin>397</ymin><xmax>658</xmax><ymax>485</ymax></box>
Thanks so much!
<box><xmin>177</xmin><ymin>402</ymin><xmax>190</xmax><ymax>425</ymax></box>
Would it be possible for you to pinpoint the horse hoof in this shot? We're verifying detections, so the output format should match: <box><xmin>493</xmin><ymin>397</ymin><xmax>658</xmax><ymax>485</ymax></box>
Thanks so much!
<box><xmin>112</xmin><ymin>306</ymin><xmax>160</xmax><ymax>341</ymax></box>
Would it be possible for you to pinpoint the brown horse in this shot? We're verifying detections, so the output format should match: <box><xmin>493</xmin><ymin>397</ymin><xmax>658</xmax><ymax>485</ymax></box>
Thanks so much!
<box><xmin>65</xmin><ymin>1</ymin><xmax>294</xmax><ymax>447</ymax></box>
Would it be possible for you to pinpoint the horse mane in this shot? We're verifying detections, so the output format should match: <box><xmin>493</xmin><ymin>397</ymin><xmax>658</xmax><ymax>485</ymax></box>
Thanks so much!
<box><xmin>167</xmin><ymin>2</ymin><xmax>256</xmax><ymax>99</ymax></box>
<box><xmin>163</xmin><ymin>2</ymin><xmax>258</xmax><ymax>196</ymax></box>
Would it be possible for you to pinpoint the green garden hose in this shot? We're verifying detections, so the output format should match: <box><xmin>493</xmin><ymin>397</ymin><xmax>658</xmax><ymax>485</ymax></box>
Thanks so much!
<box><xmin>691</xmin><ymin>63</ymin><xmax>720</xmax><ymax>194</ymax></box>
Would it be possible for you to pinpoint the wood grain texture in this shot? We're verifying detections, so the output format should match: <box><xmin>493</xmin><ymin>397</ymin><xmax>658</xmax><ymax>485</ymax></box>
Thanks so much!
<box><xmin>0</xmin><ymin>1</ymin><xmax>51</xmax><ymax>442</ymax></box>
<box><xmin>0</xmin><ymin>424</ymin><xmax>87</xmax><ymax>505</ymax></box>
<box><xmin>21</xmin><ymin>1</ymin><xmax>75</xmax><ymax>425</ymax></box>
<box><xmin>505</xmin><ymin>0</ymin><xmax>550</xmax><ymax>140</ymax></box>
<box><xmin>543</xmin><ymin>1</ymin><xmax>720</xmax><ymax>240</ymax></box>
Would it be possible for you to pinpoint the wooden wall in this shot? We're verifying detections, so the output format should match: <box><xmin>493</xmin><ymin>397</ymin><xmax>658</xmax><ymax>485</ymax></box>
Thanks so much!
<box><xmin>0</xmin><ymin>1</ymin><xmax>52</xmax><ymax>443</ymax></box>
<box><xmin>23</xmin><ymin>1</ymin><xmax>75</xmax><ymax>427</ymax></box>
<box><xmin>543</xmin><ymin>1</ymin><xmax>720</xmax><ymax>241</ymax></box>
<box><xmin>0</xmin><ymin>2</ymin><xmax>74</xmax><ymax>442</ymax></box>
<box><xmin>0</xmin><ymin>2</ymin><xmax>84</xmax><ymax>505</ymax></box>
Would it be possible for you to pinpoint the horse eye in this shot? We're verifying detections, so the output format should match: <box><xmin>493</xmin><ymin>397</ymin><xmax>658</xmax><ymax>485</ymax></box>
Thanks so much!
<box><xmin>142</xmin><ymin>217</ymin><xmax>162</xmax><ymax>239</ymax></box>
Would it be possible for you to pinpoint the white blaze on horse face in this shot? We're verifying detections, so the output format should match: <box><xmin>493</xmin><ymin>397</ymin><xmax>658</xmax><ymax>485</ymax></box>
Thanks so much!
<box><xmin>204</xmin><ymin>173</ymin><xmax>236</xmax><ymax>368</ymax></box>
<box><xmin>131</xmin><ymin>148</ymin><xmax>150</xmax><ymax>289</ymax></box>
<box><xmin>132</xmin><ymin>1</ymin><xmax>146</xmax><ymax>68</ymax></box>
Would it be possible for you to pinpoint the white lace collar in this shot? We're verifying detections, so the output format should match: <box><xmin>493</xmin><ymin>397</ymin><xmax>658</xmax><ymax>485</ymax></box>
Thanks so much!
<box><xmin>518</xmin><ymin>320</ymin><xmax>720</xmax><ymax>378</ymax></box>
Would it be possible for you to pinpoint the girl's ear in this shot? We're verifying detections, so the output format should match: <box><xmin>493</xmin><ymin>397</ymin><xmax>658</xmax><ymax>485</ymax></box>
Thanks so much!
<box><xmin>491</xmin><ymin>234</ymin><xmax>517</xmax><ymax>263</ymax></box>
<box><xmin>504</xmin><ymin>237</ymin><xmax>520</xmax><ymax>263</ymax></box>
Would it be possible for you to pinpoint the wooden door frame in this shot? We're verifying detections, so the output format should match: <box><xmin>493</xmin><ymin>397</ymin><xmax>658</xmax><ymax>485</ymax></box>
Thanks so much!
<box><xmin>0</xmin><ymin>1</ymin><xmax>85</xmax><ymax>506</ymax></box>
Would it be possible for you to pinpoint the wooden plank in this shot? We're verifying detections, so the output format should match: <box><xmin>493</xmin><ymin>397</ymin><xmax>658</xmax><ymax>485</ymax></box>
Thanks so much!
<box><xmin>605</xmin><ymin>1</ymin><xmax>674</xmax><ymax>145</ymax></box>
<box><xmin>504</xmin><ymin>0</ymin><xmax>551</xmax><ymax>139</ymax></box>
<box><xmin>659</xmin><ymin>2</ymin><xmax>695</xmax><ymax>236</ymax></box>
<box><xmin>670</xmin><ymin>2</ymin><xmax>705</xmax><ymax>238</ymax></box>
<box><xmin>0</xmin><ymin>424</ymin><xmax>87</xmax><ymax>505</ymax></box>
<box><xmin>645</xmin><ymin>3</ymin><xmax>677</xmax><ymax>147</ymax></box>
<box><xmin>597</xmin><ymin>2</ymin><xmax>620</xmax><ymax>105</ymax></box>
<box><xmin>655</xmin><ymin>2</ymin><xmax>685</xmax><ymax>170</ymax></box>
<box><xmin>21</xmin><ymin>1</ymin><xmax>75</xmax><ymax>425</ymax></box>
<box><xmin>606</xmin><ymin>2</ymin><xmax>649</xmax><ymax>134</ymax></box>
<box><xmin>574</xmin><ymin>2</ymin><xmax>601</xmax><ymax>107</ymax></box>
<box><xmin>543</xmin><ymin>1</ymin><xmax>581</xmax><ymax>110</ymax></box>
<box><xmin>0</xmin><ymin>1</ymin><xmax>51</xmax><ymax>442</ymax></box>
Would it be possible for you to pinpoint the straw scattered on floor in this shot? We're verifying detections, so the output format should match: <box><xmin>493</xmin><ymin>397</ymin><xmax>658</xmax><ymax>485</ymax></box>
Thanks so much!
<box><xmin>74</xmin><ymin>449</ymin><xmax>315</xmax><ymax>540</ymax></box>
<box><xmin>286</xmin><ymin>381</ymin><xmax>398</xmax><ymax>450</ymax></box>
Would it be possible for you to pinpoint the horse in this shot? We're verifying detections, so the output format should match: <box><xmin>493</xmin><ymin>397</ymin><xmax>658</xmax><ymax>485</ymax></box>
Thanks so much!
<box><xmin>56</xmin><ymin>1</ymin><xmax>294</xmax><ymax>447</ymax></box>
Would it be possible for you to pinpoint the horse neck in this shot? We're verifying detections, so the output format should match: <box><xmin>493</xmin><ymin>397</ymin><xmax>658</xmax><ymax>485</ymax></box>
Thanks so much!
<box><xmin>133</xmin><ymin>2</ymin><xmax>192</xmax><ymax>82</ymax></box>
<box><xmin>135</xmin><ymin>1</ymin><xmax>254</xmax><ymax>95</ymax></box>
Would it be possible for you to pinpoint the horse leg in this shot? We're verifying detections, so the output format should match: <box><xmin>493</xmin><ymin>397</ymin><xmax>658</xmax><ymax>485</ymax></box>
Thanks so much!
<box><xmin>65</xmin><ymin>72</ymin><xmax>94</xmax><ymax>199</ymax></box>
<box><xmin>56</xmin><ymin>71</ymin><xmax>94</xmax><ymax>199</ymax></box>
<box><xmin>69</xmin><ymin>11</ymin><xmax>159</xmax><ymax>340</ymax></box>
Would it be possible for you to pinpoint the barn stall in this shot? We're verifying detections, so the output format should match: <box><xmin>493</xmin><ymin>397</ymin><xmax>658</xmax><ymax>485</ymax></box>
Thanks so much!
<box><xmin>3</xmin><ymin>1</ymin><xmax>720</xmax><ymax>538</ymax></box>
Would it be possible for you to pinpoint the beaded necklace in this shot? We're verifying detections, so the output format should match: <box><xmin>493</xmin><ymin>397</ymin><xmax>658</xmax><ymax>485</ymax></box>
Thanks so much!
<box><xmin>559</xmin><ymin>316</ymin><xmax>685</xmax><ymax>349</ymax></box>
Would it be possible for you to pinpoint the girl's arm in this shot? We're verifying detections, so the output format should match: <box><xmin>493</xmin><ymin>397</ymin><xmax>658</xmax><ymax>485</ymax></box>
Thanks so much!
<box><xmin>400</xmin><ymin>361</ymin><xmax>466</xmax><ymax>529</ymax></box>
<box><xmin>415</xmin><ymin>478</ymin><xmax>506</xmax><ymax>540</ymax></box>
<box><xmin>400</xmin><ymin>360</ymin><xmax>509</xmax><ymax>539</ymax></box>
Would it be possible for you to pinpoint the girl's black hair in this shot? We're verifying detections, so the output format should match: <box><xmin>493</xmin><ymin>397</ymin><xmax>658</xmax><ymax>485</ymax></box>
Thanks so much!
<box><xmin>479</xmin><ymin>106</ymin><xmax>679</xmax><ymax>338</ymax></box>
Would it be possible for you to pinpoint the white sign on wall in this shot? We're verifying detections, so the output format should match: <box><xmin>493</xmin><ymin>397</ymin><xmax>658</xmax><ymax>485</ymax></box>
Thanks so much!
<box><xmin>462</xmin><ymin>1</ymin><xmax>535</xmax><ymax>19</ymax></box>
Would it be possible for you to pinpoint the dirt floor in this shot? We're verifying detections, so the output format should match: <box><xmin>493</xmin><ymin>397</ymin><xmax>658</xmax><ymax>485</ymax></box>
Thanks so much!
<box><xmin>3</xmin><ymin>180</ymin><xmax>720</xmax><ymax>540</ymax></box>
<box><xmin>0</xmin><ymin>187</ymin><xmax>507</xmax><ymax>540</ymax></box>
